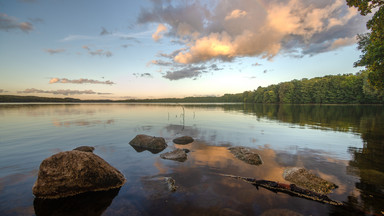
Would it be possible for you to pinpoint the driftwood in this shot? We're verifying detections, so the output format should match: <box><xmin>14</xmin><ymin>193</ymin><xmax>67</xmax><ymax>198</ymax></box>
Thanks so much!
<box><xmin>219</xmin><ymin>174</ymin><xmax>344</xmax><ymax>206</ymax></box>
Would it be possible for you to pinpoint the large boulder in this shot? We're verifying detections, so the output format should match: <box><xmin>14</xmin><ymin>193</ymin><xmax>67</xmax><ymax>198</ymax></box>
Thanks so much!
<box><xmin>173</xmin><ymin>136</ymin><xmax>194</xmax><ymax>145</ymax></box>
<box><xmin>129</xmin><ymin>134</ymin><xmax>167</xmax><ymax>154</ymax></box>
<box><xmin>32</xmin><ymin>150</ymin><xmax>126</xmax><ymax>199</ymax></box>
<box><xmin>228</xmin><ymin>146</ymin><xmax>263</xmax><ymax>166</ymax></box>
<box><xmin>160</xmin><ymin>149</ymin><xmax>188</xmax><ymax>162</ymax></box>
<box><xmin>283</xmin><ymin>167</ymin><xmax>338</xmax><ymax>194</ymax></box>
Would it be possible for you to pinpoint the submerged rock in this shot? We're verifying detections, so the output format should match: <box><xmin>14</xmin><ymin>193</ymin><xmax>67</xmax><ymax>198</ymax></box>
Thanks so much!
<box><xmin>164</xmin><ymin>177</ymin><xmax>178</xmax><ymax>192</ymax></box>
<box><xmin>73</xmin><ymin>146</ymin><xmax>95</xmax><ymax>153</ymax></box>
<box><xmin>32</xmin><ymin>150</ymin><xmax>126</xmax><ymax>199</ymax></box>
<box><xmin>129</xmin><ymin>134</ymin><xmax>167</xmax><ymax>153</ymax></box>
<box><xmin>173</xmin><ymin>136</ymin><xmax>194</xmax><ymax>145</ymax></box>
<box><xmin>141</xmin><ymin>176</ymin><xmax>179</xmax><ymax>200</ymax></box>
<box><xmin>283</xmin><ymin>167</ymin><xmax>338</xmax><ymax>194</ymax></box>
<box><xmin>160</xmin><ymin>148</ymin><xmax>188</xmax><ymax>162</ymax></box>
<box><xmin>228</xmin><ymin>146</ymin><xmax>263</xmax><ymax>166</ymax></box>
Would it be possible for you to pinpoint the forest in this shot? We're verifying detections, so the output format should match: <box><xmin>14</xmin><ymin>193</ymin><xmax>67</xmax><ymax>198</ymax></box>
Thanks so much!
<box><xmin>1</xmin><ymin>72</ymin><xmax>383</xmax><ymax>104</ymax></box>
<box><xmin>238</xmin><ymin>72</ymin><xmax>384</xmax><ymax>104</ymax></box>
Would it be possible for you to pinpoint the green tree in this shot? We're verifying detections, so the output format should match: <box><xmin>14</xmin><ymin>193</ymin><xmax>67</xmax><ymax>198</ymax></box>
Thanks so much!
<box><xmin>278</xmin><ymin>82</ymin><xmax>294</xmax><ymax>103</ymax></box>
<box><xmin>346</xmin><ymin>0</ymin><xmax>384</xmax><ymax>90</ymax></box>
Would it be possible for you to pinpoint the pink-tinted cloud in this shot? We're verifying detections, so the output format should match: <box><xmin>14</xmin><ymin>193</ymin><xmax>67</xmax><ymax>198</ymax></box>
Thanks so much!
<box><xmin>138</xmin><ymin>0</ymin><xmax>368</xmax><ymax>65</ymax></box>
<box><xmin>49</xmin><ymin>78</ymin><xmax>115</xmax><ymax>85</ymax></box>
<box><xmin>225</xmin><ymin>9</ymin><xmax>248</xmax><ymax>20</ymax></box>
<box><xmin>0</xmin><ymin>13</ymin><xmax>33</xmax><ymax>33</ymax></box>
<box><xmin>18</xmin><ymin>88</ymin><xmax>111</xmax><ymax>96</ymax></box>
<box><xmin>152</xmin><ymin>23</ymin><xmax>167</xmax><ymax>41</ymax></box>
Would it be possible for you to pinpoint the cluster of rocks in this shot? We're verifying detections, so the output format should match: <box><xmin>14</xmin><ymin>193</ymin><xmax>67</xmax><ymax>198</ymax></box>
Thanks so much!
<box><xmin>225</xmin><ymin>146</ymin><xmax>338</xmax><ymax>197</ymax></box>
<box><xmin>32</xmin><ymin>134</ymin><xmax>195</xmax><ymax>200</ymax></box>
<box><xmin>32</xmin><ymin>133</ymin><xmax>338</xmax><ymax>210</ymax></box>
<box><xmin>129</xmin><ymin>134</ymin><xmax>194</xmax><ymax>162</ymax></box>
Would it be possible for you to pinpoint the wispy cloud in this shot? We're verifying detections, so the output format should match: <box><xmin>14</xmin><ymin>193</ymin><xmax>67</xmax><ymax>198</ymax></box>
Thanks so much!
<box><xmin>133</xmin><ymin>73</ymin><xmax>153</xmax><ymax>78</ymax></box>
<box><xmin>147</xmin><ymin>59</ymin><xmax>173</xmax><ymax>67</ymax></box>
<box><xmin>163</xmin><ymin>65</ymin><xmax>206</xmax><ymax>81</ymax></box>
<box><xmin>61</xmin><ymin>30</ymin><xmax>150</xmax><ymax>43</ymax></box>
<box><xmin>44</xmin><ymin>49</ymin><xmax>66</xmax><ymax>55</ymax></box>
<box><xmin>28</xmin><ymin>17</ymin><xmax>44</xmax><ymax>24</ymax></box>
<box><xmin>17</xmin><ymin>0</ymin><xmax>37</xmax><ymax>3</ymax></box>
<box><xmin>89</xmin><ymin>49</ymin><xmax>112</xmax><ymax>57</ymax></box>
<box><xmin>18</xmin><ymin>88</ymin><xmax>111</xmax><ymax>95</ymax></box>
<box><xmin>82</xmin><ymin>46</ymin><xmax>112</xmax><ymax>57</ymax></box>
<box><xmin>138</xmin><ymin>0</ymin><xmax>367</xmax><ymax>65</ymax></box>
<box><xmin>100</xmin><ymin>27</ymin><xmax>111</xmax><ymax>36</ymax></box>
<box><xmin>0</xmin><ymin>13</ymin><xmax>33</xmax><ymax>33</ymax></box>
<box><xmin>49</xmin><ymin>78</ymin><xmax>115</xmax><ymax>85</ymax></box>
<box><xmin>61</xmin><ymin>35</ymin><xmax>96</xmax><ymax>42</ymax></box>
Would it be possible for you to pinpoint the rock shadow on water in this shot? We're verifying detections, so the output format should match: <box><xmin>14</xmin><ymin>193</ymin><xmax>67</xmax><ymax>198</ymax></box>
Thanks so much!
<box><xmin>33</xmin><ymin>188</ymin><xmax>121</xmax><ymax>216</ymax></box>
<box><xmin>130</xmin><ymin>145</ymin><xmax>166</xmax><ymax>154</ymax></box>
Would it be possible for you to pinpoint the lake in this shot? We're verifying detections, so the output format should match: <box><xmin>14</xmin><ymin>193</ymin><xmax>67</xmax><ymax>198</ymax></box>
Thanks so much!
<box><xmin>0</xmin><ymin>103</ymin><xmax>383</xmax><ymax>215</ymax></box>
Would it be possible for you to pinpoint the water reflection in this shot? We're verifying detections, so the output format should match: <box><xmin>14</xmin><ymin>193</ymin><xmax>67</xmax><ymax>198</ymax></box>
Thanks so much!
<box><xmin>33</xmin><ymin>188</ymin><xmax>121</xmax><ymax>216</ymax></box>
<box><xmin>129</xmin><ymin>145</ymin><xmax>166</xmax><ymax>154</ymax></box>
<box><xmin>0</xmin><ymin>103</ymin><xmax>383</xmax><ymax>215</ymax></box>
<box><xmin>120</xmin><ymin>141</ymin><xmax>358</xmax><ymax>215</ymax></box>
<box><xmin>224</xmin><ymin>104</ymin><xmax>384</xmax><ymax>215</ymax></box>
<box><xmin>52</xmin><ymin>119</ymin><xmax>115</xmax><ymax>127</ymax></box>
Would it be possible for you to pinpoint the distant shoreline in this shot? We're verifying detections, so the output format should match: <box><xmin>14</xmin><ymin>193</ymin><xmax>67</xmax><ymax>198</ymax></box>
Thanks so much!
<box><xmin>1</xmin><ymin>95</ymin><xmax>383</xmax><ymax>105</ymax></box>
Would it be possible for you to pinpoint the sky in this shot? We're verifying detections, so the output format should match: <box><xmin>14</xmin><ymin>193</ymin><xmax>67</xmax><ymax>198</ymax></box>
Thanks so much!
<box><xmin>0</xmin><ymin>0</ymin><xmax>370</xmax><ymax>100</ymax></box>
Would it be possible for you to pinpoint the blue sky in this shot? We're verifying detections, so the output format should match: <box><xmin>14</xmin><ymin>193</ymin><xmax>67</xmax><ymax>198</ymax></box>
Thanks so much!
<box><xmin>0</xmin><ymin>0</ymin><xmax>368</xmax><ymax>99</ymax></box>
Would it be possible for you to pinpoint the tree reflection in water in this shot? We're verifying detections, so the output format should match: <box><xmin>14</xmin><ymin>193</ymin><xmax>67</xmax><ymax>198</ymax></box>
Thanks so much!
<box><xmin>221</xmin><ymin>104</ymin><xmax>384</xmax><ymax>215</ymax></box>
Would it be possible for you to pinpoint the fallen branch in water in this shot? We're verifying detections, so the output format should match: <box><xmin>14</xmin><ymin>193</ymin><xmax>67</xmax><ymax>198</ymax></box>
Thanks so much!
<box><xmin>218</xmin><ymin>174</ymin><xmax>344</xmax><ymax>206</ymax></box>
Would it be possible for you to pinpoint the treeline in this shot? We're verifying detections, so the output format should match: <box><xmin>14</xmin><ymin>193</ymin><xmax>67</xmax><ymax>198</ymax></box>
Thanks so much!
<box><xmin>123</xmin><ymin>95</ymin><xmax>243</xmax><ymax>103</ymax></box>
<box><xmin>1</xmin><ymin>73</ymin><xmax>383</xmax><ymax>104</ymax></box>
<box><xmin>240</xmin><ymin>72</ymin><xmax>384</xmax><ymax>104</ymax></box>
<box><xmin>0</xmin><ymin>95</ymin><xmax>82</xmax><ymax>103</ymax></box>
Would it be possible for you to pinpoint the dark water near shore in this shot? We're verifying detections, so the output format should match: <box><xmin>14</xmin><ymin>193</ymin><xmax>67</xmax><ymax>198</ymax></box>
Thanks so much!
<box><xmin>0</xmin><ymin>103</ymin><xmax>383</xmax><ymax>215</ymax></box>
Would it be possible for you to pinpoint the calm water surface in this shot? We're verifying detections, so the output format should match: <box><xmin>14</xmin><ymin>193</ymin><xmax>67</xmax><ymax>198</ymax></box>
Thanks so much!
<box><xmin>0</xmin><ymin>103</ymin><xmax>383</xmax><ymax>215</ymax></box>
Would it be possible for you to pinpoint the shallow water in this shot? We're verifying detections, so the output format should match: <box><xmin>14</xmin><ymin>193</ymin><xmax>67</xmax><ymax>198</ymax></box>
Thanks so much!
<box><xmin>0</xmin><ymin>103</ymin><xmax>383</xmax><ymax>215</ymax></box>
